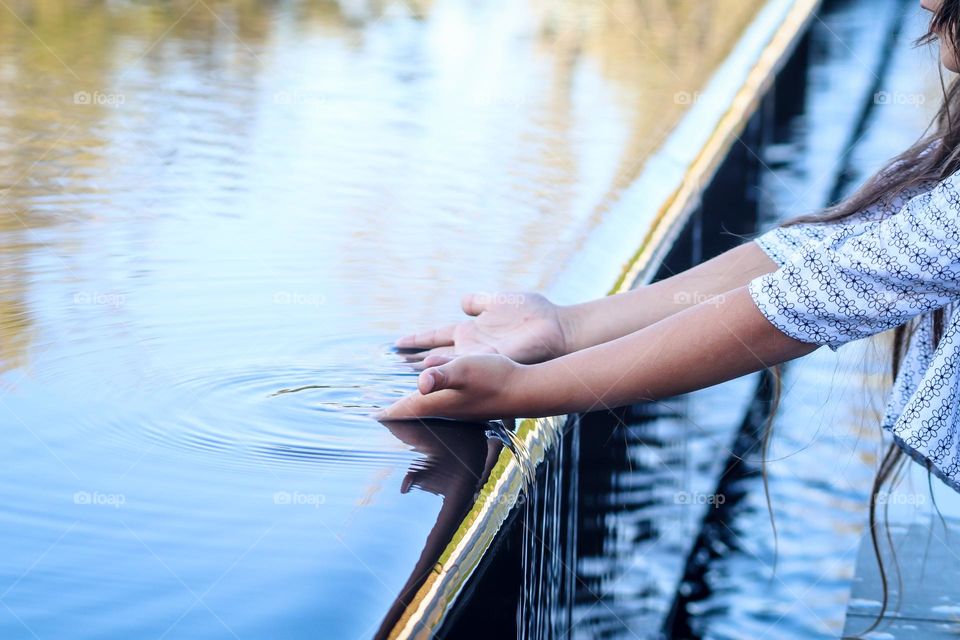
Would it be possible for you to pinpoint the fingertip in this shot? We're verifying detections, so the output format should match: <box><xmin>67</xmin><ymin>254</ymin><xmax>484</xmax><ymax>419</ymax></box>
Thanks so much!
<box><xmin>460</xmin><ymin>292</ymin><xmax>479</xmax><ymax>316</ymax></box>
<box><xmin>418</xmin><ymin>370</ymin><xmax>436</xmax><ymax>394</ymax></box>
<box><xmin>420</xmin><ymin>366</ymin><xmax>450</xmax><ymax>394</ymax></box>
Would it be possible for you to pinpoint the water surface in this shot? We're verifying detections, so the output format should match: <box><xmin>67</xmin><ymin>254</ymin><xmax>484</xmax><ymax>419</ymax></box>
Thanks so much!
<box><xmin>0</xmin><ymin>1</ymin><xmax>766</xmax><ymax>637</ymax></box>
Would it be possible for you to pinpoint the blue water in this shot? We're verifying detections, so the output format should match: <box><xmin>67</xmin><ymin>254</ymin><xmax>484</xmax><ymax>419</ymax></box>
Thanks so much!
<box><xmin>0</xmin><ymin>1</ymin><xmax>767</xmax><ymax>637</ymax></box>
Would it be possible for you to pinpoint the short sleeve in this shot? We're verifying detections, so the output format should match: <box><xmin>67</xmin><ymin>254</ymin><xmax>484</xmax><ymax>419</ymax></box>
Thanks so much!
<box><xmin>754</xmin><ymin>223</ymin><xmax>836</xmax><ymax>267</ymax></box>
<box><xmin>748</xmin><ymin>174</ymin><xmax>960</xmax><ymax>351</ymax></box>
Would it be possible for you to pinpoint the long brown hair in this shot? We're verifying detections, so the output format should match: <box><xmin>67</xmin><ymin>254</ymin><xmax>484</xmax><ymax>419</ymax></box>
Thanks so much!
<box><xmin>763</xmin><ymin>1</ymin><xmax>960</xmax><ymax>634</ymax></box>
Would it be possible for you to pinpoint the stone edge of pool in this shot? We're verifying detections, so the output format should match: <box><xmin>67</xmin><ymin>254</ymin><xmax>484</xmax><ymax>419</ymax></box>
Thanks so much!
<box><xmin>386</xmin><ymin>1</ymin><xmax>822</xmax><ymax>637</ymax></box>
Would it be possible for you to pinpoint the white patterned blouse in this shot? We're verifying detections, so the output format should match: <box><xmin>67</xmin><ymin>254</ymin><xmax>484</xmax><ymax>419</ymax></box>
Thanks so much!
<box><xmin>749</xmin><ymin>172</ymin><xmax>960</xmax><ymax>492</ymax></box>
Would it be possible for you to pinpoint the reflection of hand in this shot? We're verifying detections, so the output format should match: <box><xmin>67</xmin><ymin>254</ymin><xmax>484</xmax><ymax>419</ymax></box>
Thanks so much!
<box><xmin>377</xmin><ymin>354</ymin><xmax>528</xmax><ymax>421</ymax></box>
<box><xmin>373</xmin><ymin>420</ymin><xmax>504</xmax><ymax>639</ymax></box>
<box><xmin>395</xmin><ymin>292</ymin><xmax>572</xmax><ymax>365</ymax></box>
<box><xmin>379</xmin><ymin>419</ymin><xmax>491</xmax><ymax>498</ymax></box>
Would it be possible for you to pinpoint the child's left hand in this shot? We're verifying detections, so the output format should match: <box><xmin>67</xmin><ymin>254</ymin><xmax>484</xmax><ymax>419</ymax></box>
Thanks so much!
<box><xmin>376</xmin><ymin>354</ymin><xmax>530</xmax><ymax>421</ymax></box>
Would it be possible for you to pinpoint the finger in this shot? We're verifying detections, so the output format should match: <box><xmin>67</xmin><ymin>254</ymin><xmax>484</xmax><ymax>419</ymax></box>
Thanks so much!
<box><xmin>399</xmin><ymin>346</ymin><xmax>456</xmax><ymax>364</ymax></box>
<box><xmin>422</xmin><ymin>353</ymin><xmax>456</xmax><ymax>369</ymax></box>
<box><xmin>401</xmin><ymin>471</ymin><xmax>415</xmax><ymax>494</ymax></box>
<box><xmin>376</xmin><ymin>391</ymin><xmax>443</xmax><ymax>420</ymax></box>
<box><xmin>461</xmin><ymin>293</ymin><xmax>491</xmax><ymax>317</ymax></box>
<box><xmin>375</xmin><ymin>394</ymin><xmax>420</xmax><ymax>420</ymax></box>
<box><xmin>395</xmin><ymin>324</ymin><xmax>457</xmax><ymax>350</ymax></box>
<box><xmin>418</xmin><ymin>360</ymin><xmax>466</xmax><ymax>395</ymax></box>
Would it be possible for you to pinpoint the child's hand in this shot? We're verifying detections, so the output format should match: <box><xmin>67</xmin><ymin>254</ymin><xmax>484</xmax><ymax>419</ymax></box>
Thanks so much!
<box><xmin>395</xmin><ymin>292</ymin><xmax>571</xmax><ymax>365</ymax></box>
<box><xmin>376</xmin><ymin>353</ymin><xmax>531</xmax><ymax>421</ymax></box>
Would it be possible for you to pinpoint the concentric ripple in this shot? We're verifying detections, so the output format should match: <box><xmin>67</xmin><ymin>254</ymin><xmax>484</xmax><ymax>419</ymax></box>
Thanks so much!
<box><xmin>85</xmin><ymin>344</ymin><xmax>422</xmax><ymax>472</ymax></box>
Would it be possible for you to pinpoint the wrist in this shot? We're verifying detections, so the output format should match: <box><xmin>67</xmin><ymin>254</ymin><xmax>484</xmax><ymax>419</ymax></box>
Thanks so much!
<box><xmin>503</xmin><ymin>363</ymin><xmax>541</xmax><ymax>417</ymax></box>
<box><xmin>511</xmin><ymin>360</ymin><xmax>578</xmax><ymax>418</ymax></box>
<box><xmin>556</xmin><ymin>303</ymin><xmax>585</xmax><ymax>356</ymax></box>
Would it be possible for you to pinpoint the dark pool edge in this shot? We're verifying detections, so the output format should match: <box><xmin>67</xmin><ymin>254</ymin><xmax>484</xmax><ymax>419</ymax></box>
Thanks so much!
<box><xmin>384</xmin><ymin>2</ymin><xmax>822</xmax><ymax>638</ymax></box>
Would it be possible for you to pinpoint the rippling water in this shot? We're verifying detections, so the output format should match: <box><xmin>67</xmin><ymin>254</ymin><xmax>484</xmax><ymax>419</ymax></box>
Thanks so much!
<box><xmin>0</xmin><ymin>0</ymin><xmax>771</xmax><ymax>637</ymax></box>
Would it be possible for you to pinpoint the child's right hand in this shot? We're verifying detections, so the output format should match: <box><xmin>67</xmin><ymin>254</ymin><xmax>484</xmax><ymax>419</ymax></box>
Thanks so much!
<box><xmin>394</xmin><ymin>292</ymin><xmax>573</xmax><ymax>365</ymax></box>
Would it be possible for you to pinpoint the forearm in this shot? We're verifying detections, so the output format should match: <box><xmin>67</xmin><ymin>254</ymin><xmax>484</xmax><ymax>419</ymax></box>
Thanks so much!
<box><xmin>560</xmin><ymin>241</ymin><xmax>778</xmax><ymax>353</ymax></box>
<box><xmin>527</xmin><ymin>286</ymin><xmax>816</xmax><ymax>417</ymax></box>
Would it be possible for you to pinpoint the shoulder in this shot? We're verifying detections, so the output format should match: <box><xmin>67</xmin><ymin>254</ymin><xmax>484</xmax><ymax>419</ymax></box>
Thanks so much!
<box><xmin>893</xmin><ymin>160</ymin><xmax>960</xmax><ymax>214</ymax></box>
<box><xmin>918</xmin><ymin>169</ymin><xmax>960</xmax><ymax>208</ymax></box>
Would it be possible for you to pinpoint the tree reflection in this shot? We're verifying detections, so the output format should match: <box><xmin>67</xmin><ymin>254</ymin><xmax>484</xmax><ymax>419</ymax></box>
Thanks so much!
<box><xmin>0</xmin><ymin>0</ymin><xmax>767</xmax><ymax>373</ymax></box>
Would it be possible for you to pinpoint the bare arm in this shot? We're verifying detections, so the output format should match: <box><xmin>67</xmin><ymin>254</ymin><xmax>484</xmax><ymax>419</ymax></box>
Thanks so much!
<box><xmin>395</xmin><ymin>240</ymin><xmax>779</xmax><ymax>363</ymax></box>
<box><xmin>529</xmin><ymin>286</ymin><xmax>814</xmax><ymax>416</ymax></box>
<box><xmin>560</xmin><ymin>240</ymin><xmax>778</xmax><ymax>353</ymax></box>
<box><xmin>378</xmin><ymin>285</ymin><xmax>816</xmax><ymax>421</ymax></box>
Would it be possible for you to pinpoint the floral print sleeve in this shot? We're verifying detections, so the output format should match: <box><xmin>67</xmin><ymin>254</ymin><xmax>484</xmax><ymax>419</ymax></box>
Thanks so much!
<box><xmin>753</xmin><ymin>181</ymin><xmax>935</xmax><ymax>268</ymax></box>
<box><xmin>748</xmin><ymin>172</ymin><xmax>960</xmax><ymax>351</ymax></box>
<box><xmin>753</xmin><ymin>222</ymin><xmax>836</xmax><ymax>267</ymax></box>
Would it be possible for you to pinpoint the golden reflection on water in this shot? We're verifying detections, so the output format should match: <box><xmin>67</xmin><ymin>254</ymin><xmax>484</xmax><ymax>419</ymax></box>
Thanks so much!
<box><xmin>0</xmin><ymin>0</ymin><xmax>765</xmax><ymax>375</ymax></box>
<box><xmin>533</xmin><ymin>0</ymin><xmax>767</xmax><ymax>179</ymax></box>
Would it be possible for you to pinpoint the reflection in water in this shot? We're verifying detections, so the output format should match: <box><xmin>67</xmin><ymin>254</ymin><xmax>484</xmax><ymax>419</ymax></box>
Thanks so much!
<box><xmin>0</xmin><ymin>0</ymin><xmax>768</xmax><ymax>636</ymax></box>
<box><xmin>376</xmin><ymin>420</ymin><xmax>501</xmax><ymax>639</ymax></box>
